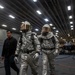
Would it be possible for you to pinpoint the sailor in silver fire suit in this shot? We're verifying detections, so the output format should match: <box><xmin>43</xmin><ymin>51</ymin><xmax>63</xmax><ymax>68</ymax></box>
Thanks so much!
<box><xmin>14</xmin><ymin>21</ymin><xmax>40</xmax><ymax>75</ymax></box>
<box><xmin>38</xmin><ymin>24</ymin><xmax>59</xmax><ymax>75</ymax></box>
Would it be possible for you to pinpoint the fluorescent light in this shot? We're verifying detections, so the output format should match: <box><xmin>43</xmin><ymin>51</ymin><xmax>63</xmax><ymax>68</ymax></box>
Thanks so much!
<box><xmin>20</xmin><ymin>31</ymin><xmax>22</xmax><ymax>32</ymax></box>
<box><xmin>57</xmin><ymin>36</ymin><xmax>59</xmax><ymax>37</ymax></box>
<box><xmin>61</xmin><ymin>37</ymin><xmax>63</xmax><ymax>39</ymax></box>
<box><xmin>2</xmin><ymin>24</ymin><xmax>7</xmax><ymax>27</ymax></box>
<box><xmin>50</xmin><ymin>23</ymin><xmax>53</xmax><ymax>26</ymax></box>
<box><xmin>44</xmin><ymin>18</ymin><xmax>49</xmax><ymax>22</ymax></box>
<box><xmin>68</xmin><ymin>34</ymin><xmax>70</xmax><ymax>37</ymax></box>
<box><xmin>67</xmin><ymin>6</ymin><xmax>71</xmax><ymax>10</ymax></box>
<box><xmin>71</xmin><ymin>28</ymin><xmax>74</xmax><ymax>30</ymax></box>
<box><xmin>22</xmin><ymin>22</ymin><xmax>25</xmax><ymax>24</ymax></box>
<box><xmin>35</xmin><ymin>29</ymin><xmax>39</xmax><ymax>31</ymax></box>
<box><xmin>70</xmin><ymin>21</ymin><xmax>73</xmax><ymax>24</ymax></box>
<box><xmin>55</xmin><ymin>35</ymin><xmax>59</xmax><ymax>37</ymax></box>
<box><xmin>56</xmin><ymin>30</ymin><xmax>59</xmax><ymax>32</ymax></box>
<box><xmin>12</xmin><ymin>28</ymin><xmax>16</xmax><ymax>30</ymax></box>
<box><xmin>71</xmin><ymin>25</ymin><xmax>73</xmax><ymax>28</ymax></box>
<box><xmin>63</xmin><ymin>39</ymin><xmax>66</xmax><ymax>41</ymax></box>
<box><xmin>69</xmin><ymin>15</ymin><xmax>73</xmax><ymax>19</ymax></box>
<box><xmin>0</xmin><ymin>5</ymin><xmax>4</xmax><ymax>9</ymax></box>
<box><xmin>56</xmin><ymin>33</ymin><xmax>58</xmax><ymax>35</ymax></box>
<box><xmin>33</xmin><ymin>0</ymin><xmax>37</xmax><ymax>2</ymax></box>
<box><xmin>53</xmin><ymin>27</ymin><xmax>56</xmax><ymax>29</ymax></box>
<box><xmin>36</xmin><ymin>10</ymin><xmax>42</xmax><ymax>15</ymax></box>
<box><xmin>9</xmin><ymin>15</ymin><xmax>15</xmax><ymax>19</ymax></box>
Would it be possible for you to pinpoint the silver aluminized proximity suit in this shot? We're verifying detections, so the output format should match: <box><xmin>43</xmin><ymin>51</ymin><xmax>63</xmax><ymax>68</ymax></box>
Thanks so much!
<box><xmin>15</xmin><ymin>31</ymin><xmax>40</xmax><ymax>75</ymax></box>
<box><xmin>38</xmin><ymin>32</ymin><xmax>59</xmax><ymax>75</ymax></box>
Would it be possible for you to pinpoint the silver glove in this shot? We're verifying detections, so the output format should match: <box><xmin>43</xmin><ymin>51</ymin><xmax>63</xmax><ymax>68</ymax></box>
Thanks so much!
<box><xmin>53</xmin><ymin>49</ymin><xmax>59</xmax><ymax>57</ymax></box>
<box><xmin>33</xmin><ymin>53</ymin><xmax>39</xmax><ymax>59</ymax></box>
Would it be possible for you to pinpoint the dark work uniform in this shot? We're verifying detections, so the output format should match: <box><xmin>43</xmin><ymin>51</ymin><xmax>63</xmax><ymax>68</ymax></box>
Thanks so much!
<box><xmin>2</xmin><ymin>37</ymin><xmax>19</xmax><ymax>75</ymax></box>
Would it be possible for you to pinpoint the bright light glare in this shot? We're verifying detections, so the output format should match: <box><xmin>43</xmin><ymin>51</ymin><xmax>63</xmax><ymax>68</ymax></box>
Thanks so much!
<box><xmin>70</xmin><ymin>21</ymin><xmax>73</xmax><ymax>24</ymax></box>
<box><xmin>50</xmin><ymin>23</ymin><xmax>53</xmax><ymax>26</ymax></box>
<box><xmin>56</xmin><ymin>30</ymin><xmax>59</xmax><ymax>32</ymax></box>
<box><xmin>44</xmin><ymin>18</ymin><xmax>49</xmax><ymax>22</ymax></box>
<box><xmin>71</xmin><ymin>25</ymin><xmax>73</xmax><ymax>28</ymax></box>
<box><xmin>9</xmin><ymin>15</ymin><xmax>15</xmax><ymax>19</ymax></box>
<box><xmin>35</xmin><ymin>29</ymin><xmax>39</xmax><ymax>31</ymax></box>
<box><xmin>12</xmin><ymin>28</ymin><xmax>16</xmax><ymax>30</ymax></box>
<box><xmin>71</xmin><ymin>28</ymin><xmax>74</xmax><ymax>30</ymax></box>
<box><xmin>0</xmin><ymin>5</ymin><xmax>4</xmax><ymax>9</ymax></box>
<box><xmin>53</xmin><ymin>27</ymin><xmax>56</xmax><ymax>29</ymax></box>
<box><xmin>69</xmin><ymin>16</ymin><xmax>73</xmax><ymax>19</ymax></box>
<box><xmin>2</xmin><ymin>24</ymin><xmax>7</xmax><ymax>27</ymax></box>
<box><xmin>67</xmin><ymin>6</ymin><xmax>71</xmax><ymax>11</ymax></box>
<box><xmin>33</xmin><ymin>0</ymin><xmax>37</xmax><ymax>2</ymax></box>
<box><xmin>36</xmin><ymin>10</ymin><xmax>42</xmax><ymax>15</ymax></box>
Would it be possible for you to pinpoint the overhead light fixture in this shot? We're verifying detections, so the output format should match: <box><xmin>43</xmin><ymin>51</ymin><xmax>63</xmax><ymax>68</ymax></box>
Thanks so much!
<box><xmin>53</xmin><ymin>27</ymin><xmax>56</xmax><ymax>29</ymax></box>
<box><xmin>33</xmin><ymin>0</ymin><xmax>37</xmax><ymax>2</ymax></box>
<box><xmin>44</xmin><ymin>18</ymin><xmax>49</xmax><ymax>22</ymax></box>
<box><xmin>56</xmin><ymin>33</ymin><xmax>58</xmax><ymax>35</ymax></box>
<box><xmin>67</xmin><ymin>6</ymin><xmax>71</xmax><ymax>11</ymax></box>
<box><xmin>9</xmin><ymin>15</ymin><xmax>15</xmax><ymax>19</ymax></box>
<box><xmin>71</xmin><ymin>28</ymin><xmax>74</xmax><ymax>30</ymax></box>
<box><xmin>68</xmin><ymin>34</ymin><xmax>70</xmax><ymax>37</ymax></box>
<box><xmin>55</xmin><ymin>34</ymin><xmax>59</xmax><ymax>37</ymax></box>
<box><xmin>35</xmin><ymin>28</ymin><xmax>39</xmax><ymax>31</ymax></box>
<box><xmin>2</xmin><ymin>24</ymin><xmax>7</xmax><ymax>27</ymax></box>
<box><xmin>56</xmin><ymin>30</ymin><xmax>59</xmax><ymax>33</ymax></box>
<box><xmin>57</xmin><ymin>36</ymin><xmax>59</xmax><ymax>37</ymax></box>
<box><xmin>36</xmin><ymin>10</ymin><xmax>42</xmax><ymax>15</ymax></box>
<box><xmin>60</xmin><ymin>37</ymin><xmax>63</xmax><ymax>39</ymax></box>
<box><xmin>69</xmin><ymin>15</ymin><xmax>73</xmax><ymax>19</ymax></box>
<box><xmin>71</xmin><ymin>25</ymin><xmax>73</xmax><ymax>28</ymax></box>
<box><xmin>12</xmin><ymin>28</ymin><xmax>16</xmax><ymax>30</ymax></box>
<box><xmin>50</xmin><ymin>23</ymin><xmax>53</xmax><ymax>26</ymax></box>
<box><xmin>0</xmin><ymin>5</ymin><xmax>4</xmax><ymax>9</ymax></box>
<box><xmin>70</xmin><ymin>21</ymin><xmax>73</xmax><ymax>24</ymax></box>
<box><xmin>20</xmin><ymin>31</ymin><xmax>22</xmax><ymax>32</ymax></box>
<box><xmin>22</xmin><ymin>22</ymin><xmax>25</xmax><ymax>24</ymax></box>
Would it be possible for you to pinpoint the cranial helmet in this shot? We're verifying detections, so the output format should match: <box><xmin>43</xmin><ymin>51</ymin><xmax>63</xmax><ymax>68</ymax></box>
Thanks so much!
<box><xmin>42</xmin><ymin>24</ymin><xmax>51</xmax><ymax>36</ymax></box>
<box><xmin>43</xmin><ymin>24</ymin><xmax>50</xmax><ymax>28</ymax></box>
<box><xmin>20</xmin><ymin>21</ymin><xmax>31</xmax><ymax>32</ymax></box>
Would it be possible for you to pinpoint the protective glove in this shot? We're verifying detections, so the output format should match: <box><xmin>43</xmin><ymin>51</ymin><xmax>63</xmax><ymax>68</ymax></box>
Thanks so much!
<box><xmin>21</xmin><ymin>54</ymin><xmax>28</xmax><ymax>60</ymax></box>
<box><xmin>14</xmin><ymin>57</ymin><xmax>18</xmax><ymax>63</ymax></box>
<box><xmin>33</xmin><ymin>53</ymin><xmax>39</xmax><ymax>59</ymax></box>
<box><xmin>53</xmin><ymin>49</ymin><xmax>59</xmax><ymax>57</ymax></box>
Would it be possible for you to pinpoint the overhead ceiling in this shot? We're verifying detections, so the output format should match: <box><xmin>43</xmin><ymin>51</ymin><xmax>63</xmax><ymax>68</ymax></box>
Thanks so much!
<box><xmin>0</xmin><ymin>0</ymin><xmax>75</xmax><ymax>40</ymax></box>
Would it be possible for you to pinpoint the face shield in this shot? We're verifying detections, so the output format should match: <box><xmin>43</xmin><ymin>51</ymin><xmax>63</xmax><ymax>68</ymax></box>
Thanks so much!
<box><xmin>42</xmin><ymin>27</ymin><xmax>50</xmax><ymax>33</ymax></box>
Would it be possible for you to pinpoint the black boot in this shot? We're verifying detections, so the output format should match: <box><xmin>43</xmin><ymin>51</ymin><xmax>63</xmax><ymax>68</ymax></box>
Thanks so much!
<box><xmin>50</xmin><ymin>74</ymin><xmax>55</xmax><ymax>75</ymax></box>
<box><xmin>17</xmin><ymin>72</ymin><xmax>19</xmax><ymax>75</ymax></box>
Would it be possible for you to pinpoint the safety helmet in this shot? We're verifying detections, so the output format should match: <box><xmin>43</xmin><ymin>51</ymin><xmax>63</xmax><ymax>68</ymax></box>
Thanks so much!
<box><xmin>42</xmin><ymin>24</ymin><xmax>51</xmax><ymax>32</ymax></box>
<box><xmin>42</xmin><ymin>24</ymin><xmax>50</xmax><ymax>28</ymax></box>
<box><xmin>20</xmin><ymin>21</ymin><xmax>31</xmax><ymax>32</ymax></box>
<box><xmin>41</xmin><ymin>24</ymin><xmax>51</xmax><ymax>36</ymax></box>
